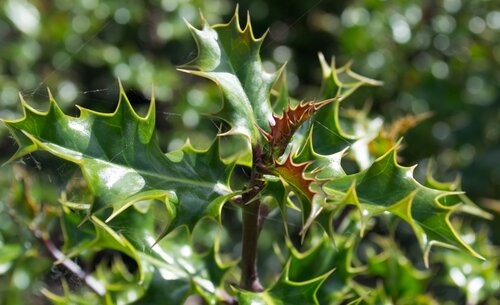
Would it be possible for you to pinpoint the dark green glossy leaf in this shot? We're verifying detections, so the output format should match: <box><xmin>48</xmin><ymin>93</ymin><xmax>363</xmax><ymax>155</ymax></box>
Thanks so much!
<box><xmin>235</xmin><ymin>261</ymin><xmax>331</xmax><ymax>305</ymax></box>
<box><xmin>3</xmin><ymin>88</ymin><xmax>235</xmax><ymax>233</ymax></box>
<box><xmin>59</xmin><ymin>203</ymin><xmax>233</xmax><ymax>304</ymax></box>
<box><xmin>323</xmin><ymin>145</ymin><xmax>483</xmax><ymax>265</ymax></box>
<box><xmin>280</xmin><ymin>132</ymin><xmax>483</xmax><ymax>265</ymax></box>
<box><xmin>287</xmin><ymin>233</ymin><xmax>363</xmax><ymax>305</ymax></box>
<box><xmin>310</xmin><ymin>54</ymin><xmax>382</xmax><ymax>158</ymax></box>
<box><xmin>179</xmin><ymin>10</ymin><xmax>283</xmax><ymax>144</ymax></box>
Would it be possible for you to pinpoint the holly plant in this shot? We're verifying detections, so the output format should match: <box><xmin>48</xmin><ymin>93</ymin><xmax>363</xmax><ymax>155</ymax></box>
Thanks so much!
<box><xmin>1</xmin><ymin>9</ymin><xmax>495</xmax><ymax>305</ymax></box>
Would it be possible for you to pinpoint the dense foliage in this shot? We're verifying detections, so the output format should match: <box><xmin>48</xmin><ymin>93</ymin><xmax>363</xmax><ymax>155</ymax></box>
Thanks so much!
<box><xmin>0</xmin><ymin>2</ymin><xmax>499</xmax><ymax>305</ymax></box>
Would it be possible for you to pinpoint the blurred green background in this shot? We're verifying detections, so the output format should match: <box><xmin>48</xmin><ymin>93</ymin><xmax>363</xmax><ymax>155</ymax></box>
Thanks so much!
<box><xmin>0</xmin><ymin>0</ymin><xmax>499</xmax><ymax>304</ymax></box>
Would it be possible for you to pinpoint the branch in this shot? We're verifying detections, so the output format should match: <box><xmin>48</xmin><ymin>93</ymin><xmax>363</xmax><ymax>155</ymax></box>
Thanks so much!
<box><xmin>5</xmin><ymin>165</ymin><xmax>105</xmax><ymax>296</ymax></box>
<box><xmin>30</xmin><ymin>226</ymin><xmax>106</xmax><ymax>296</ymax></box>
<box><xmin>240</xmin><ymin>145</ymin><xmax>265</xmax><ymax>292</ymax></box>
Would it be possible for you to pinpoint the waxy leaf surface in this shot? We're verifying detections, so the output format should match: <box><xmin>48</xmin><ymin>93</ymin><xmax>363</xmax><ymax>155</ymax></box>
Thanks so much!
<box><xmin>180</xmin><ymin>11</ymin><xmax>282</xmax><ymax>144</ymax></box>
<box><xmin>235</xmin><ymin>261</ymin><xmax>330</xmax><ymax>305</ymax></box>
<box><xmin>3</xmin><ymin>89</ymin><xmax>235</xmax><ymax>232</ymax></box>
<box><xmin>323</xmin><ymin>146</ymin><xmax>483</xmax><ymax>265</ymax></box>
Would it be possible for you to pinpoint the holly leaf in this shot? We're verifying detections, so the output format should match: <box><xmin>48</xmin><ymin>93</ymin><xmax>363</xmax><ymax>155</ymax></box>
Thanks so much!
<box><xmin>261</xmin><ymin>99</ymin><xmax>335</xmax><ymax>158</ymax></box>
<box><xmin>179</xmin><ymin>9</ymin><xmax>283</xmax><ymax>144</ymax></box>
<box><xmin>268</xmin><ymin>133</ymin><xmax>346</xmax><ymax>236</ymax></box>
<box><xmin>424</xmin><ymin>160</ymin><xmax>491</xmax><ymax>219</ymax></box>
<box><xmin>234</xmin><ymin>261</ymin><xmax>331</xmax><ymax>305</ymax></box>
<box><xmin>263</xmin><ymin>56</ymin><xmax>383</xmax><ymax>235</ymax></box>
<box><xmin>276</xmin><ymin>133</ymin><xmax>484</xmax><ymax>265</ymax></box>
<box><xmin>2</xmin><ymin>87</ymin><xmax>236</xmax><ymax>233</ymax></box>
<box><xmin>323</xmin><ymin>144</ymin><xmax>484</xmax><ymax>266</ymax></box>
<box><xmin>287</xmin><ymin>233</ymin><xmax>363</xmax><ymax>305</ymax></box>
<box><xmin>310</xmin><ymin>54</ymin><xmax>382</xmax><ymax>157</ymax></box>
<box><xmin>363</xmin><ymin>236</ymin><xmax>432</xmax><ymax>302</ymax></box>
<box><xmin>257</xmin><ymin>53</ymin><xmax>482</xmax><ymax>264</ymax></box>
<box><xmin>58</xmin><ymin>203</ymin><xmax>233</xmax><ymax>304</ymax></box>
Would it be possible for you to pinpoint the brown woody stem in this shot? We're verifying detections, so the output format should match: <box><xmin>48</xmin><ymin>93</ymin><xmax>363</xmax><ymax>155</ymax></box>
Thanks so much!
<box><xmin>30</xmin><ymin>226</ymin><xmax>106</xmax><ymax>296</ymax></box>
<box><xmin>5</xmin><ymin>189</ymin><xmax>106</xmax><ymax>297</ymax></box>
<box><xmin>240</xmin><ymin>145</ymin><xmax>265</xmax><ymax>292</ymax></box>
<box><xmin>240</xmin><ymin>199</ymin><xmax>263</xmax><ymax>291</ymax></box>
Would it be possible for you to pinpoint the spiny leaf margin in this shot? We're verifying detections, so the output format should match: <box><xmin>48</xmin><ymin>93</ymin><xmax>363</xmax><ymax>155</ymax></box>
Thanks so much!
<box><xmin>179</xmin><ymin>8</ymin><xmax>284</xmax><ymax>146</ymax></box>
<box><xmin>2</xmin><ymin>84</ymin><xmax>236</xmax><ymax>235</ymax></box>
<box><xmin>321</xmin><ymin>141</ymin><xmax>485</xmax><ymax>266</ymax></box>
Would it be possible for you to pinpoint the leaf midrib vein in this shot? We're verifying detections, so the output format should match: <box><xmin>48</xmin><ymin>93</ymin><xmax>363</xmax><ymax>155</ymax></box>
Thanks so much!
<box><xmin>40</xmin><ymin>137</ymin><xmax>218</xmax><ymax>189</ymax></box>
